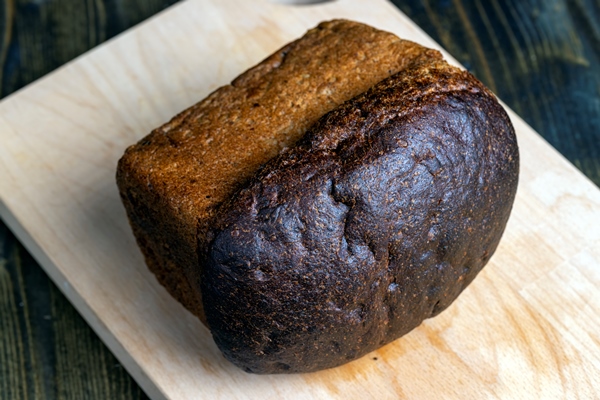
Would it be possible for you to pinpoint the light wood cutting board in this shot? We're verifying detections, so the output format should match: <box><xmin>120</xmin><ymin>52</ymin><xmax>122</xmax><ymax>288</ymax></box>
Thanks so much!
<box><xmin>1</xmin><ymin>0</ymin><xmax>599</xmax><ymax>398</ymax></box>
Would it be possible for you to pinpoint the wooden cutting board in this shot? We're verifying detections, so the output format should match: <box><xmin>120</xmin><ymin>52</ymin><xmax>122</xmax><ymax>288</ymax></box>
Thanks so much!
<box><xmin>1</xmin><ymin>0</ymin><xmax>599</xmax><ymax>398</ymax></box>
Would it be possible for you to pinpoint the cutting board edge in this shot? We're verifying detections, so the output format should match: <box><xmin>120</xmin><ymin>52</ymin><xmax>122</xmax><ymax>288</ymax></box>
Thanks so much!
<box><xmin>0</xmin><ymin>201</ymin><xmax>169</xmax><ymax>400</ymax></box>
<box><xmin>0</xmin><ymin>0</ymin><xmax>190</xmax><ymax>111</ymax></box>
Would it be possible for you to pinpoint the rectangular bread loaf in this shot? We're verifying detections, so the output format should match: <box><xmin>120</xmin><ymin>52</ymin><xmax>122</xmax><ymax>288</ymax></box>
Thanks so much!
<box><xmin>116</xmin><ymin>20</ymin><xmax>441</xmax><ymax>323</ymax></box>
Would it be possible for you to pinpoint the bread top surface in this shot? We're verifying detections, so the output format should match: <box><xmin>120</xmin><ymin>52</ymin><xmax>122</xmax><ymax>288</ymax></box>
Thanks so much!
<box><xmin>117</xmin><ymin>20</ymin><xmax>442</xmax><ymax>246</ymax></box>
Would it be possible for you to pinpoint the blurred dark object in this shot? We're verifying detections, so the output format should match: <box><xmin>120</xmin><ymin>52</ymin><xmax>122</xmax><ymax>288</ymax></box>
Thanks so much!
<box><xmin>0</xmin><ymin>0</ymin><xmax>598</xmax><ymax>398</ymax></box>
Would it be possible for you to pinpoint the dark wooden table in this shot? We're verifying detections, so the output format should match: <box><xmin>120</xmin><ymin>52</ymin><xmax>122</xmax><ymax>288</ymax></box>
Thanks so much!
<box><xmin>1</xmin><ymin>0</ymin><xmax>598</xmax><ymax>398</ymax></box>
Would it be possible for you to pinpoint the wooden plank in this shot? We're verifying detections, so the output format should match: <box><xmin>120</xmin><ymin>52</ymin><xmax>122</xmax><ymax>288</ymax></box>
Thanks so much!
<box><xmin>1</xmin><ymin>0</ymin><xmax>599</xmax><ymax>398</ymax></box>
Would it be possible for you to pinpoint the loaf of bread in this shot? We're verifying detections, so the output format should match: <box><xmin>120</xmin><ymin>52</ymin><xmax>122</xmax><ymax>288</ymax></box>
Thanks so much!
<box><xmin>117</xmin><ymin>20</ymin><xmax>519</xmax><ymax>374</ymax></box>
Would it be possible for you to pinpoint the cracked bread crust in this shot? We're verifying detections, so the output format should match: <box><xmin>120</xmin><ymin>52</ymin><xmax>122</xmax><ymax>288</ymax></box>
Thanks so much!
<box><xmin>201</xmin><ymin>60</ymin><xmax>519</xmax><ymax>374</ymax></box>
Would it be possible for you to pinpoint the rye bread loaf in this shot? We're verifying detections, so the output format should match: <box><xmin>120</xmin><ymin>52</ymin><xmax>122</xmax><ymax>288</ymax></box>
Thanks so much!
<box><xmin>117</xmin><ymin>20</ymin><xmax>519</xmax><ymax>374</ymax></box>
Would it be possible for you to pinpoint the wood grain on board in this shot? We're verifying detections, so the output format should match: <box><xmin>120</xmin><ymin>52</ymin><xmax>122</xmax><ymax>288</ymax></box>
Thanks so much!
<box><xmin>1</xmin><ymin>0</ymin><xmax>599</xmax><ymax>398</ymax></box>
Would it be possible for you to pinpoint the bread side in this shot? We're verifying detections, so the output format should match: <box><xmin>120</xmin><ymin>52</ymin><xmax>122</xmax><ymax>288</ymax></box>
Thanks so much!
<box><xmin>116</xmin><ymin>20</ymin><xmax>442</xmax><ymax>322</ymax></box>
<box><xmin>201</xmin><ymin>60</ymin><xmax>519</xmax><ymax>373</ymax></box>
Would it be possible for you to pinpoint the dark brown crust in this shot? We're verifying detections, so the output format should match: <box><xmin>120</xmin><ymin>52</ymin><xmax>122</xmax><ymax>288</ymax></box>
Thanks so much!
<box><xmin>200</xmin><ymin>60</ymin><xmax>519</xmax><ymax>374</ymax></box>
